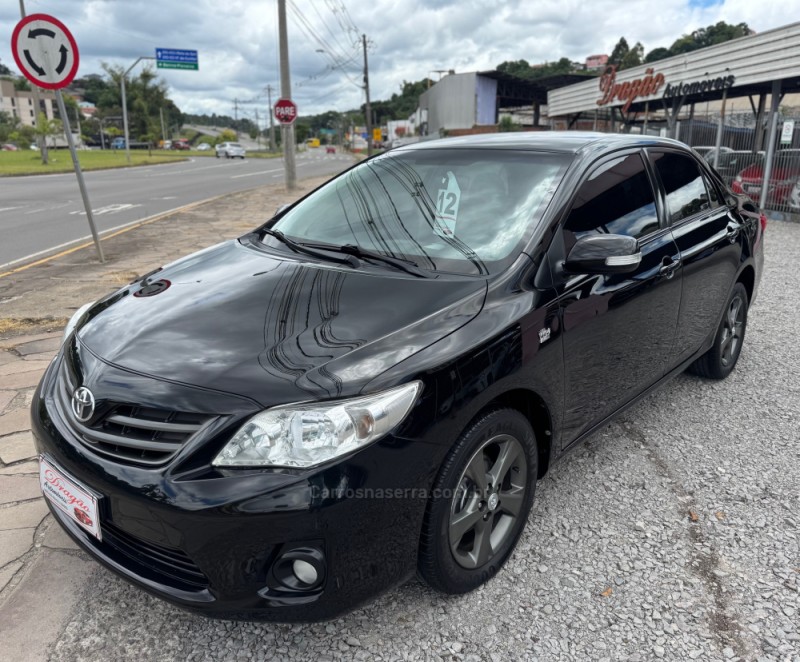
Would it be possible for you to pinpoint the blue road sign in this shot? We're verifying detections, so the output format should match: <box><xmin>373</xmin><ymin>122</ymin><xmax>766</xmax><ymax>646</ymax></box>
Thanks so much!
<box><xmin>156</xmin><ymin>48</ymin><xmax>198</xmax><ymax>70</ymax></box>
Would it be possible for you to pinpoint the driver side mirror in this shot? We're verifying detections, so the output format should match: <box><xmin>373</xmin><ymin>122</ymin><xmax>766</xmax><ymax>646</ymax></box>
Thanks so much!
<box><xmin>564</xmin><ymin>234</ymin><xmax>642</xmax><ymax>275</ymax></box>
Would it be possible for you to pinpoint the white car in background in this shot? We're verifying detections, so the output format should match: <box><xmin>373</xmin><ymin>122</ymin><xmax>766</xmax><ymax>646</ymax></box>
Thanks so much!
<box><xmin>197</xmin><ymin>142</ymin><xmax>212</xmax><ymax>151</ymax></box>
<box><xmin>215</xmin><ymin>142</ymin><xmax>246</xmax><ymax>159</ymax></box>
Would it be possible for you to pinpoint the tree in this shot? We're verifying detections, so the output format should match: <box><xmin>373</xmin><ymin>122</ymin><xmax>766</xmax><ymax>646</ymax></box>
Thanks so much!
<box><xmin>670</xmin><ymin>21</ymin><xmax>750</xmax><ymax>55</ymax></box>
<box><xmin>0</xmin><ymin>58</ymin><xmax>11</xmax><ymax>76</ymax></box>
<box><xmin>608</xmin><ymin>38</ymin><xmax>630</xmax><ymax>68</ymax></box>
<box><xmin>0</xmin><ymin>110</ymin><xmax>17</xmax><ymax>142</ymax></box>
<box><xmin>620</xmin><ymin>42</ymin><xmax>644</xmax><ymax>69</ymax></box>
<box><xmin>497</xmin><ymin>59</ymin><xmax>534</xmax><ymax>79</ymax></box>
<box><xmin>644</xmin><ymin>47</ymin><xmax>671</xmax><ymax>64</ymax></box>
<box><xmin>14</xmin><ymin>77</ymin><xmax>31</xmax><ymax>91</ymax></box>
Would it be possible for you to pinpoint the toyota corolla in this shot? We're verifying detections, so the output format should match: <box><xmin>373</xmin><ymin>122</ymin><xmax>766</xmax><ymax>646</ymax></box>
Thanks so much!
<box><xmin>32</xmin><ymin>133</ymin><xmax>764</xmax><ymax>621</ymax></box>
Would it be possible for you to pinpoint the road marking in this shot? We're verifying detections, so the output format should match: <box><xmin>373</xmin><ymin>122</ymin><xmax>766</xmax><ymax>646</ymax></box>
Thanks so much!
<box><xmin>231</xmin><ymin>168</ymin><xmax>283</xmax><ymax>179</ymax></box>
<box><xmin>0</xmin><ymin>193</ymin><xmax>236</xmax><ymax>278</ymax></box>
<box><xmin>68</xmin><ymin>203</ymin><xmax>142</xmax><ymax>216</ymax></box>
<box><xmin>24</xmin><ymin>201</ymin><xmax>74</xmax><ymax>215</ymax></box>
<box><xmin>0</xmin><ymin>207</ymin><xmax>21</xmax><ymax>213</ymax></box>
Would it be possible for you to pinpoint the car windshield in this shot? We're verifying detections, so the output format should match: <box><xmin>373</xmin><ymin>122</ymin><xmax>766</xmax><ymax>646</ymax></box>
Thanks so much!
<box><xmin>268</xmin><ymin>148</ymin><xmax>569</xmax><ymax>276</ymax></box>
<box><xmin>229</xmin><ymin>143</ymin><xmax>243</xmax><ymax>148</ymax></box>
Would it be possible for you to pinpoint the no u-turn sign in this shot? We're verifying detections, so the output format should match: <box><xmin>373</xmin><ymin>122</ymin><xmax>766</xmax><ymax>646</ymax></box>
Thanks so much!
<box><xmin>11</xmin><ymin>13</ymin><xmax>80</xmax><ymax>89</ymax></box>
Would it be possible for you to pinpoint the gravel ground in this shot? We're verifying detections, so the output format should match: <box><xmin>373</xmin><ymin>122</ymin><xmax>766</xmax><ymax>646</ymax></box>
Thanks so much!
<box><xmin>49</xmin><ymin>221</ymin><xmax>799</xmax><ymax>662</ymax></box>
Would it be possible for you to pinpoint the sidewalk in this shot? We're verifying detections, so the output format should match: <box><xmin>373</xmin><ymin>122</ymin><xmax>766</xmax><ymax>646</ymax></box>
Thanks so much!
<box><xmin>0</xmin><ymin>173</ymin><xmax>337</xmax><ymax>661</ymax></box>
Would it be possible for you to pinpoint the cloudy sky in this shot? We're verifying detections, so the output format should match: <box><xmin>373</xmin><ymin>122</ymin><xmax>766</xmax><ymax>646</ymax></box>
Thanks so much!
<box><xmin>1</xmin><ymin>0</ymin><xmax>797</xmax><ymax>125</ymax></box>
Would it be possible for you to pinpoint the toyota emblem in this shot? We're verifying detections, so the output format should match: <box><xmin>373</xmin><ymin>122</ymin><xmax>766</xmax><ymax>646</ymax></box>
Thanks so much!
<box><xmin>71</xmin><ymin>387</ymin><xmax>95</xmax><ymax>422</ymax></box>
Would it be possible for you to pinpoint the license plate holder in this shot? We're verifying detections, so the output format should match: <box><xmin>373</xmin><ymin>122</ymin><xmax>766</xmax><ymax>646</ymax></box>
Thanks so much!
<box><xmin>39</xmin><ymin>455</ymin><xmax>102</xmax><ymax>540</ymax></box>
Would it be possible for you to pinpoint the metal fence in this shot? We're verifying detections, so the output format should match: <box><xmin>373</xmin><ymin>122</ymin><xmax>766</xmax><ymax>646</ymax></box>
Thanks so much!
<box><xmin>638</xmin><ymin>109</ymin><xmax>800</xmax><ymax>217</ymax></box>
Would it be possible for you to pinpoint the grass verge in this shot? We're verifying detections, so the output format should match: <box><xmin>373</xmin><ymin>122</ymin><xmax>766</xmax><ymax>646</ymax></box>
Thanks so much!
<box><xmin>0</xmin><ymin>150</ymin><xmax>187</xmax><ymax>176</ymax></box>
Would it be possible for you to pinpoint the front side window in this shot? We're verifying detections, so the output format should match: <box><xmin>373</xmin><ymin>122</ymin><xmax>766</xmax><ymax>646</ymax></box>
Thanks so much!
<box><xmin>269</xmin><ymin>149</ymin><xmax>570</xmax><ymax>275</ymax></box>
<box><xmin>563</xmin><ymin>152</ymin><xmax>659</xmax><ymax>246</ymax></box>
<box><xmin>651</xmin><ymin>152</ymin><xmax>709</xmax><ymax>223</ymax></box>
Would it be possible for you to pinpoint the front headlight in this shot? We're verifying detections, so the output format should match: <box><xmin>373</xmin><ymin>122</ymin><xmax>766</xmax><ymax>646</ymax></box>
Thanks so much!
<box><xmin>62</xmin><ymin>302</ymin><xmax>94</xmax><ymax>344</ymax></box>
<box><xmin>213</xmin><ymin>381</ymin><xmax>422</xmax><ymax>468</ymax></box>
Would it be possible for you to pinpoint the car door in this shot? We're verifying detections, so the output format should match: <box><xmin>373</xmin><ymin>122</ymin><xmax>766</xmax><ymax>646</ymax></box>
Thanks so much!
<box><xmin>549</xmin><ymin>150</ymin><xmax>683</xmax><ymax>447</ymax></box>
<box><xmin>647</xmin><ymin>149</ymin><xmax>743</xmax><ymax>366</ymax></box>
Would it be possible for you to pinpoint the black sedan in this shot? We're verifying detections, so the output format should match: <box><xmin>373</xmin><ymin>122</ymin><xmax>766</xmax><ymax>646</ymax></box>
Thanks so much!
<box><xmin>32</xmin><ymin>132</ymin><xmax>764</xmax><ymax>621</ymax></box>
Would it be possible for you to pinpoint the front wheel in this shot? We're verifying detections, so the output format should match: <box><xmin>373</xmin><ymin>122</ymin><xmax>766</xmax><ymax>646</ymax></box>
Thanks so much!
<box><xmin>688</xmin><ymin>282</ymin><xmax>749</xmax><ymax>379</ymax></box>
<box><xmin>418</xmin><ymin>408</ymin><xmax>537</xmax><ymax>594</ymax></box>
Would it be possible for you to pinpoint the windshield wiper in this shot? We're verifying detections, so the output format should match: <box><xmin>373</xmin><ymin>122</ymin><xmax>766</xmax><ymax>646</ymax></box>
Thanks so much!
<box><xmin>263</xmin><ymin>229</ymin><xmax>360</xmax><ymax>268</ymax></box>
<box><xmin>302</xmin><ymin>243</ymin><xmax>429</xmax><ymax>278</ymax></box>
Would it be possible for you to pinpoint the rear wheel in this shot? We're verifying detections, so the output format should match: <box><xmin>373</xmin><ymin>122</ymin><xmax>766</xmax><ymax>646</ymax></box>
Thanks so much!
<box><xmin>688</xmin><ymin>282</ymin><xmax>748</xmax><ymax>379</ymax></box>
<box><xmin>418</xmin><ymin>408</ymin><xmax>537</xmax><ymax>594</ymax></box>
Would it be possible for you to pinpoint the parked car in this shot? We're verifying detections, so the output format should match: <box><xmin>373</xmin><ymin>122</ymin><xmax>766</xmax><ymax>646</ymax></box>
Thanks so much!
<box><xmin>196</xmin><ymin>142</ymin><xmax>212</xmax><ymax>151</ymax></box>
<box><xmin>693</xmin><ymin>145</ymin><xmax>732</xmax><ymax>164</ymax></box>
<box><xmin>216</xmin><ymin>141</ymin><xmax>246</xmax><ymax>159</ymax></box>
<box><xmin>2</xmin><ymin>143</ymin><xmax>19</xmax><ymax>151</ymax></box>
<box><xmin>789</xmin><ymin>180</ymin><xmax>800</xmax><ymax>212</ymax></box>
<box><xmin>731</xmin><ymin>149</ymin><xmax>800</xmax><ymax>207</ymax></box>
<box><xmin>33</xmin><ymin>133</ymin><xmax>763</xmax><ymax>622</ymax></box>
<box><xmin>710</xmin><ymin>150</ymin><xmax>764</xmax><ymax>185</ymax></box>
<box><xmin>172</xmin><ymin>139</ymin><xmax>191</xmax><ymax>151</ymax></box>
<box><xmin>162</xmin><ymin>140</ymin><xmax>173</xmax><ymax>150</ymax></box>
<box><xmin>325</xmin><ymin>146</ymin><xmax>335</xmax><ymax>154</ymax></box>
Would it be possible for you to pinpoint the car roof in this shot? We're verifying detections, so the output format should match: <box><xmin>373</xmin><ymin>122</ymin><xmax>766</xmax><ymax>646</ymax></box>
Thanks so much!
<box><xmin>396</xmin><ymin>131</ymin><xmax>690</xmax><ymax>155</ymax></box>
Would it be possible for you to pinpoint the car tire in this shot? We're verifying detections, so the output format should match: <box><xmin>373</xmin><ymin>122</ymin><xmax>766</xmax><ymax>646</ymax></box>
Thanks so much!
<box><xmin>418</xmin><ymin>408</ymin><xmax>537</xmax><ymax>594</ymax></box>
<box><xmin>688</xmin><ymin>282</ymin><xmax>749</xmax><ymax>380</ymax></box>
<box><xmin>215</xmin><ymin>153</ymin><xmax>219</xmax><ymax>159</ymax></box>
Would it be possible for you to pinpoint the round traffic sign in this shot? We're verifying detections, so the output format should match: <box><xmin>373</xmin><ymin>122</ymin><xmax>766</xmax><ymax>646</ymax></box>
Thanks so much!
<box><xmin>11</xmin><ymin>14</ymin><xmax>80</xmax><ymax>90</ymax></box>
<box><xmin>274</xmin><ymin>98</ymin><xmax>298</xmax><ymax>125</ymax></box>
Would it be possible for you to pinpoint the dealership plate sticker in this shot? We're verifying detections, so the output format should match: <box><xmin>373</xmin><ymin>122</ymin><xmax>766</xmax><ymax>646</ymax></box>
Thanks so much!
<box><xmin>39</xmin><ymin>456</ymin><xmax>101</xmax><ymax>540</ymax></box>
<box><xmin>434</xmin><ymin>171</ymin><xmax>461</xmax><ymax>237</ymax></box>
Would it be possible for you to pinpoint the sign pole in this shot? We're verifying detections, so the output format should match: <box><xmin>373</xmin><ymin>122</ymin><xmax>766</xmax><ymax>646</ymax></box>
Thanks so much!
<box><xmin>277</xmin><ymin>0</ymin><xmax>296</xmax><ymax>191</ymax></box>
<box><xmin>55</xmin><ymin>89</ymin><xmax>104</xmax><ymax>263</ymax></box>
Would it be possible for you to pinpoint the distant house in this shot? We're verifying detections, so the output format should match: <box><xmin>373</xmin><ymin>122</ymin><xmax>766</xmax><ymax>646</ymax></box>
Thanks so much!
<box><xmin>585</xmin><ymin>54</ymin><xmax>609</xmax><ymax>71</ymax></box>
<box><xmin>0</xmin><ymin>78</ymin><xmax>55</xmax><ymax>126</ymax></box>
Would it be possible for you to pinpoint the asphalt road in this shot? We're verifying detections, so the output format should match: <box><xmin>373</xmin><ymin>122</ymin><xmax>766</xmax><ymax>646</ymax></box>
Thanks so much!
<box><xmin>0</xmin><ymin>152</ymin><xmax>353</xmax><ymax>269</ymax></box>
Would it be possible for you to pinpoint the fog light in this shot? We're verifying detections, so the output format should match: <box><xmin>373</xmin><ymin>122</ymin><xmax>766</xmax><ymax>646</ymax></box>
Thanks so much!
<box><xmin>292</xmin><ymin>559</ymin><xmax>318</xmax><ymax>586</ymax></box>
<box><xmin>268</xmin><ymin>545</ymin><xmax>326</xmax><ymax>593</ymax></box>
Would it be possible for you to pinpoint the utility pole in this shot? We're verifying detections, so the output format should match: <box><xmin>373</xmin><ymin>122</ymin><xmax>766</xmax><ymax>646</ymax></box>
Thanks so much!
<box><xmin>160</xmin><ymin>107</ymin><xmax>167</xmax><ymax>144</ymax></box>
<box><xmin>73</xmin><ymin>106</ymin><xmax>83</xmax><ymax>148</ymax></box>
<box><xmin>362</xmin><ymin>34</ymin><xmax>372</xmax><ymax>157</ymax></box>
<box><xmin>233</xmin><ymin>98</ymin><xmax>239</xmax><ymax>139</ymax></box>
<box><xmin>265</xmin><ymin>85</ymin><xmax>276</xmax><ymax>152</ymax></box>
<box><xmin>18</xmin><ymin>0</ymin><xmax>48</xmax><ymax>164</ymax></box>
<box><xmin>255</xmin><ymin>107</ymin><xmax>261</xmax><ymax>150</ymax></box>
<box><xmin>277</xmin><ymin>0</ymin><xmax>296</xmax><ymax>190</ymax></box>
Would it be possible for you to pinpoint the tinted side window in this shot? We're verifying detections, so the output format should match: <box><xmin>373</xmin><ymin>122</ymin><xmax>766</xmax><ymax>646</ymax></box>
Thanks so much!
<box><xmin>702</xmin><ymin>172</ymin><xmax>722</xmax><ymax>208</ymax></box>
<box><xmin>564</xmin><ymin>152</ymin><xmax>659</xmax><ymax>242</ymax></box>
<box><xmin>651</xmin><ymin>152</ymin><xmax>709</xmax><ymax>223</ymax></box>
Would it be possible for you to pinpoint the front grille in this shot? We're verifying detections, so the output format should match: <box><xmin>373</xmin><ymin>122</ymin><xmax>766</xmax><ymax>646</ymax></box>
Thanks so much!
<box><xmin>53</xmin><ymin>361</ymin><xmax>213</xmax><ymax>466</ymax></box>
<box><xmin>100</xmin><ymin>519</ymin><xmax>208</xmax><ymax>589</ymax></box>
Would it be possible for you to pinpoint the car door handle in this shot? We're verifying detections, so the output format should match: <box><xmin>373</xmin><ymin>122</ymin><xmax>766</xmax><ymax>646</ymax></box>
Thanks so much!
<box><xmin>659</xmin><ymin>257</ymin><xmax>680</xmax><ymax>279</ymax></box>
<box><xmin>726</xmin><ymin>224</ymin><xmax>741</xmax><ymax>242</ymax></box>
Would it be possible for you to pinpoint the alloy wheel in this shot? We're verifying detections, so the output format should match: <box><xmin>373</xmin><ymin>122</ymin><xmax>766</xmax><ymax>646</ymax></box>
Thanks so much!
<box><xmin>720</xmin><ymin>294</ymin><xmax>745</xmax><ymax>367</ymax></box>
<box><xmin>448</xmin><ymin>434</ymin><xmax>527</xmax><ymax>569</ymax></box>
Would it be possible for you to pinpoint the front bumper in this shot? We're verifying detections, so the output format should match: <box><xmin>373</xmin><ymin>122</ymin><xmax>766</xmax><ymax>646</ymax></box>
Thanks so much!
<box><xmin>31</xmin><ymin>358</ymin><xmax>445</xmax><ymax>621</ymax></box>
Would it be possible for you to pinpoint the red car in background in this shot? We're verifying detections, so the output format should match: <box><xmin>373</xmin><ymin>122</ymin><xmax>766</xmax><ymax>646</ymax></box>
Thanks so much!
<box><xmin>731</xmin><ymin>149</ymin><xmax>800</xmax><ymax>208</ymax></box>
<box><xmin>171</xmin><ymin>139</ymin><xmax>191</xmax><ymax>150</ymax></box>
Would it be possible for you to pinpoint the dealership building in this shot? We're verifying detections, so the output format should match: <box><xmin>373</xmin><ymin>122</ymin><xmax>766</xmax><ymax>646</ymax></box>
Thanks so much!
<box><xmin>547</xmin><ymin>21</ymin><xmax>800</xmax><ymax>214</ymax></box>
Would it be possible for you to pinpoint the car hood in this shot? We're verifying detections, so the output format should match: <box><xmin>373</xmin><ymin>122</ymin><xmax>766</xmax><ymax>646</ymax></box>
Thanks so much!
<box><xmin>76</xmin><ymin>239</ymin><xmax>486</xmax><ymax>406</ymax></box>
